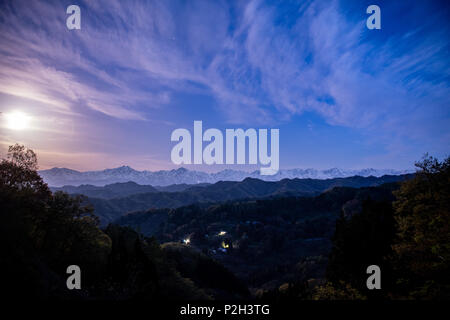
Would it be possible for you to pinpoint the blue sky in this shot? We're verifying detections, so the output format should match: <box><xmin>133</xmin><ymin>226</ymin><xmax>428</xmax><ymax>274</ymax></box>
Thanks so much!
<box><xmin>0</xmin><ymin>0</ymin><xmax>449</xmax><ymax>171</ymax></box>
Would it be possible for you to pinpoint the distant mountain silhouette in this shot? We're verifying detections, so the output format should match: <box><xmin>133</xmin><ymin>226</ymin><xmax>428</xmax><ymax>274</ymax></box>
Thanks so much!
<box><xmin>51</xmin><ymin>181</ymin><xmax>158</xmax><ymax>199</ymax></box>
<box><xmin>155</xmin><ymin>183</ymin><xmax>211</xmax><ymax>192</ymax></box>
<box><xmin>77</xmin><ymin>174</ymin><xmax>413</xmax><ymax>225</ymax></box>
<box><xmin>39</xmin><ymin>166</ymin><xmax>414</xmax><ymax>187</ymax></box>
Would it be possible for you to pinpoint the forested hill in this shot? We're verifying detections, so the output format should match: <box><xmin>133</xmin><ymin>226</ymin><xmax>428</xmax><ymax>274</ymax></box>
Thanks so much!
<box><xmin>113</xmin><ymin>183</ymin><xmax>400</xmax><ymax>292</ymax></box>
<box><xmin>115</xmin><ymin>182</ymin><xmax>400</xmax><ymax>239</ymax></box>
<box><xmin>82</xmin><ymin>174</ymin><xmax>413</xmax><ymax>225</ymax></box>
<box><xmin>2</xmin><ymin>144</ymin><xmax>448</xmax><ymax>300</ymax></box>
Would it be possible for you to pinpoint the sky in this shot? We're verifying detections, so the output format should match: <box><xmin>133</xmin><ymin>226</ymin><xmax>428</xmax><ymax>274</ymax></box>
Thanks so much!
<box><xmin>0</xmin><ymin>0</ymin><xmax>449</xmax><ymax>172</ymax></box>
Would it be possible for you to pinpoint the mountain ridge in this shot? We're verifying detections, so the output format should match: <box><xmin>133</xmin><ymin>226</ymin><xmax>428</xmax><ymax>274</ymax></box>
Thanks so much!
<box><xmin>40</xmin><ymin>165</ymin><xmax>414</xmax><ymax>187</ymax></box>
<box><xmin>79</xmin><ymin>174</ymin><xmax>413</xmax><ymax>225</ymax></box>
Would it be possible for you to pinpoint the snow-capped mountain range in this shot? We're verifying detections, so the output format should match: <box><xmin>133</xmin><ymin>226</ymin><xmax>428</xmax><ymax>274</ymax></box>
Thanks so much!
<box><xmin>39</xmin><ymin>166</ymin><xmax>414</xmax><ymax>187</ymax></box>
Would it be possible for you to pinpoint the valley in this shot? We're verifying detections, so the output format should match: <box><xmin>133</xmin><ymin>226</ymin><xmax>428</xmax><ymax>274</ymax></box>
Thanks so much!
<box><xmin>51</xmin><ymin>174</ymin><xmax>412</xmax><ymax>225</ymax></box>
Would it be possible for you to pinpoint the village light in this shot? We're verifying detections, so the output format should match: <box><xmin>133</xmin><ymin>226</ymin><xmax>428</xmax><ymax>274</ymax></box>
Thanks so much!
<box><xmin>183</xmin><ymin>238</ymin><xmax>190</xmax><ymax>245</ymax></box>
<box><xmin>218</xmin><ymin>231</ymin><xmax>227</xmax><ymax>236</ymax></box>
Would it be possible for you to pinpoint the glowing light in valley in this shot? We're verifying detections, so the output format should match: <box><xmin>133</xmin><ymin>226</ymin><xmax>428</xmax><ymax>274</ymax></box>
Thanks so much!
<box><xmin>5</xmin><ymin>111</ymin><xmax>31</xmax><ymax>130</ymax></box>
<box><xmin>183</xmin><ymin>238</ymin><xmax>190</xmax><ymax>245</ymax></box>
<box><xmin>218</xmin><ymin>231</ymin><xmax>227</xmax><ymax>236</ymax></box>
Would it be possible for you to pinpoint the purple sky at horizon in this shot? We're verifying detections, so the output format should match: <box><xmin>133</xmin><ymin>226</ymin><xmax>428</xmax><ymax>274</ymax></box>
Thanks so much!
<box><xmin>0</xmin><ymin>0</ymin><xmax>449</xmax><ymax>172</ymax></box>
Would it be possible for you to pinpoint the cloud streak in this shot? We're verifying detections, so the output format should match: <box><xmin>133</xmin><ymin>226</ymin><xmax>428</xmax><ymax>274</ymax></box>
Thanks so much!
<box><xmin>0</xmin><ymin>0</ymin><xmax>448</xmax><ymax>169</ymax></box>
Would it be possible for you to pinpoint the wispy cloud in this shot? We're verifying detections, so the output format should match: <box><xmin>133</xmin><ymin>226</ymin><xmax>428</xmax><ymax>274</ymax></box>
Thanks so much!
<box><xmin>0</xmin><ymin>0</ymin><xmax>448</xmax><ymax>169</ymax></box>
<box><xmin>208</xmin><ymin>0</ymin><xmax>449</xmax><ymax>129</ymax></box>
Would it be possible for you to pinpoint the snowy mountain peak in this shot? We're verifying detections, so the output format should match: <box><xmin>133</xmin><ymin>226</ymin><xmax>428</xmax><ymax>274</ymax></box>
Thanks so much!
<box><xmin>38</xmin><ymin>166</ymin><xmax>414</xmax><ymax>187</ymax></box>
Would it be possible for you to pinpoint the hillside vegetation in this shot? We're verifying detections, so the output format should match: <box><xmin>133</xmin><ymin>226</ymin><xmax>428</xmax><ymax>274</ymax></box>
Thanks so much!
<box><xmin>1</xmin><ymin>144</ymin><xmax>448</xmax><ymax>300</ymax></box>
<box><xmin>79</xmin><ymin>174</ymin><xmax>411</xmax><ymax>225</ymax></box>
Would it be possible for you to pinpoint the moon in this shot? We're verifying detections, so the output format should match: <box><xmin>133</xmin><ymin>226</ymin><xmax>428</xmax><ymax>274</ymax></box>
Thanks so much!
<box><xmin>5</xmin><ymin>111</ymin><xmax>31</xmax><ymax>130</ymax></box>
